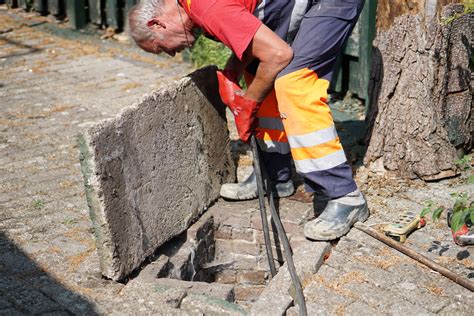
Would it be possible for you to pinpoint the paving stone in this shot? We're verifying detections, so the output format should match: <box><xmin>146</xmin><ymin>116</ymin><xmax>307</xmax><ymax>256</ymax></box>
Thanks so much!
<box><xmin>0</xmin><ymin>298</ymin><xmax>13</xmax><ymax>310</ymax></box>
<box><xmin>3</xmin><ymin>286</ymin><xmax>64</xmax><ymax>315</ymax></box>
<box><xmin>345</xmin><ymin>301</ymin><xmax>379</xmax><ymax>315</ymax></box>
<box><xmin>0</xmin><ymin>308</ymin><xmax>26</xmax><ymax>316</ymax></box>
<box><xmin>38</xmin><ymin>285</ymin><xmax>97</xmax><ymax>315</ymax></box>
<box><xmin>286</xmin><ymin>304</ymin><xmax>331</xmax><ymax>316</ymax></box>
<box><xmin>118</xmin><ymin>279</ymin><xmax>188</xmax><ymax>310</ymax></box>
<box><xmin>180</xmin><ymin>294</ymin><xmax>248</xmax><ymax>315</ymax></box>
<box><xmin>153</xmin><ymin>278</ymin><xmax>235</xmax><ymax>302</ymax></box>
<box><xmin>251</xmin><ymin>241</ymin><xmax>331</xmax><ymax>315</ymax></box>
<box><xmin>387</xmin><ymin>300</ymin><xmax>433</xmax><ymax>316</ymax></box>
<box><xmin>439</xmin><ymin>301</ymin><xmax>474</xmax><ymax>315</ymax></box>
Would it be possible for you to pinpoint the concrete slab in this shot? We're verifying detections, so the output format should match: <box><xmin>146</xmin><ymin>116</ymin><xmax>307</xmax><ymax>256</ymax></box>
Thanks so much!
<box><xmin>79</xmin><ymin>66</ymin><xmax>235</xmax><ymax>280</ymax></box>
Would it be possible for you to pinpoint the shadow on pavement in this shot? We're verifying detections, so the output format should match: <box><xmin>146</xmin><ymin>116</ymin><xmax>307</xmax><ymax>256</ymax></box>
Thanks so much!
<box><xmin>0</xmin><ymin>35</ymin><xmax>42</xmax><ymax>59</ymax></box>
<box><xmin>0</xmin><ymin>232</ymin><xmax>97</xmax><ymax>314</ymax></box>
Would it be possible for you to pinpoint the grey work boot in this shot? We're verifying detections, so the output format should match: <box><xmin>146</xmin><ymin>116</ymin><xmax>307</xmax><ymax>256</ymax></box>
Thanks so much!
<box><xmin>304</xmin><ymin>190</ymin><xmax>369</xmax><ymax>241</ymax></box>
<box><xmin>220</xmin><ymin>170</ymin><xmax>294</xmax><ymax>201</ymax></box>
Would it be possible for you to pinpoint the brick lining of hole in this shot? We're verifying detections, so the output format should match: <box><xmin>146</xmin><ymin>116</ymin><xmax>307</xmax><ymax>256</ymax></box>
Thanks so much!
<box><xmin>145</xmin><ymin>203</ymin><xmax>307</xmax><ymax>307</ymax></box>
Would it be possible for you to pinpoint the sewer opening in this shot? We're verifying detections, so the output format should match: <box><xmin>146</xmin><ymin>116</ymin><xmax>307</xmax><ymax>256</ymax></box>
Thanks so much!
<box><xmin>138</xmin><ymin>205</ymin><xmax>307</xmax><ymax>308</ymax></box>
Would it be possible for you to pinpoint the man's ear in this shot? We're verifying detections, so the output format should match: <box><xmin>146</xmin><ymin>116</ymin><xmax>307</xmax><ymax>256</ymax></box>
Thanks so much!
<box><xmin>146</xmin><ymin>17</ymin><xmax>166</xmax><ymax>29</ymax></box>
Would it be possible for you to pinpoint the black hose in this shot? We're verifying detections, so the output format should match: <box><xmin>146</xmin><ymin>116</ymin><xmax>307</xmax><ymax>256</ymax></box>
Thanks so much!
<box><xmin>251</xmin><ymin>136</ymin><xmax>277</xmax><ymax>277</ymax></box>
<box><xmin>250</xmin><ymin>135</ymin><xmax>307</xmax><ymax>316</ymax></box>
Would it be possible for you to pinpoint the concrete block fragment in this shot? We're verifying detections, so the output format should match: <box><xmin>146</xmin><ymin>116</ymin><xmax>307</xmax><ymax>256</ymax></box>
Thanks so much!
<box><xmin>186</xmin><ymin>212</ymin><xmax>214</xmax><ymax>243</ymax></box>
<box><xmin>79</xmin><ymin>66</ymin><xmax>235</xmax><ymax>280</ymax></box>
<box><xmin>135</xmin><ymin>255</ymin><xmax>170</xmax><ymax>281</ymax></box>
<box><xmin>167</xmin><ymin>242</ymin><xmax>194</xmax><ymax>280</ymax></box>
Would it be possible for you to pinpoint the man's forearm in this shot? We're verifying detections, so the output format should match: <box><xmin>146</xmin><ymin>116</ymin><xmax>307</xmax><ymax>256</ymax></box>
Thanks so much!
<box><xmin>241</xmin><ymin>24</ymin><xmax>293</xmax><ymax>103</ymax></box>
<box><xmin>244</xmin><ymin>59</ymin><xmax>286</xmax><ymax>102</ymax></box>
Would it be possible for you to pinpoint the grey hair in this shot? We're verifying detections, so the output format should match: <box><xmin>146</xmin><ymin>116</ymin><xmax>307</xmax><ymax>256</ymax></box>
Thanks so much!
<box><xmin>128</xmin><ymin>0</ymin><xmax>164</xmax><ymax>44</ymax></box>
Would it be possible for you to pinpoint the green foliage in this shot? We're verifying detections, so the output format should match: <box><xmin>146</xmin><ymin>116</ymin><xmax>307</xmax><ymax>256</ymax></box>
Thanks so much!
<box><xmin>455</xmin><ymin>155</ymin><xmax>472</xmax><ymax>171</ymax></box>
<box><xmin>442</xmin><ymin>1</ymin><xmax>474</xmax><ymax>25</ymax></box>
<box><xmin>450</xmin><ymin>192</ymin><xmax>473</xmax><ymax>233</ymax></box>
<box><xmin>420</xmin><ymin>193</ymin><xmax>473</xmax><ymax>234</ymax></box>
<box><xmin>454</xmin><ymin>155</ymin><xmax>474</xmax><ymax>184</ymax></box>
<box><xmin>32</xmin><ymin>199</ymin><xmax>45</xmax><ymax>210</ymax></box>
<box><xmin>189</xmin><ymin>35</ymin><xmax>232</xmax><ymax>69</ymax></box>
<box><xmin>420</xmin><ymin>200</ymin><xmax>445</xmax><ymax>220</ymax></box>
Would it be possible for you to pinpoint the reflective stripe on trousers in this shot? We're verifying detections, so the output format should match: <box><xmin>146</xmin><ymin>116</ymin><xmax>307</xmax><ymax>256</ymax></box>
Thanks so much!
<box><xmin>244</xmin><ymin>73</ymin><xmax>290</xmax><ymax>156</ymax></box>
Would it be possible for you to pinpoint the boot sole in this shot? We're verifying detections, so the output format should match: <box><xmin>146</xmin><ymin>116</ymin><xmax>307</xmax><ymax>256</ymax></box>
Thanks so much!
<box><xmin>305</xmin><ymin>204</ymin><xmax>369</xmax><ymax>241</ymax></box>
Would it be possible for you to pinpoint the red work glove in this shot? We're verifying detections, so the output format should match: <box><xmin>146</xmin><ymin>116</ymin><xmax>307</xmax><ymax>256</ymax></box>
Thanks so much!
<box><xmin>452</xmin><ymin>223</ymin><xmax>470</xmax><ymax>246</ymax></box>
<box><xmin>216</xmin><ymin>70</ymin><xmax>260</xmax><ymax>142</ymax></box>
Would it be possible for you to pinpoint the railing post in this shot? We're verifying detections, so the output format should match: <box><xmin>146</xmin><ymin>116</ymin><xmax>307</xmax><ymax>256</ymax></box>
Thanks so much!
<box><xmin>124</xmin><ymin>0</ymin><xmax>137</xmax><ymax>30</ymax></box>
<box><xmin>89</xmin><ymin>0</ymin><xmax>103</xmax><ymax>26</ymax></box>
<box><xmin>17</xmin><ymin>0</ymin><xmax>27</xmax><ymax>9</ymax></box>
<box><xmin>47</xmin><ymin>0</ymin><xmax>65</xmax><ymax>18</ymax></box>
<box><xmin>6</xmin><ymin>0</ymin><xmax>18</xmax><ymax>8</ymax></box>
<box><xmin>105</xmin><ymin>0</ymin><xmax>120</xmax><ymax>29</ymax></box>
<box><xmin>359</xmin><ymin>0</ymin><xmax>377</xmax><ymax>107</ymax></box>
<box><xmin>330</xmin><ymin>0</ymin><xmax>377</xmax><ymax>101</ymax></box>
<box><xmin>34</xmin><ymin>0</ymin><xmax>48</xmax><ymax>15</ymax></box>
<box><xmin>65</xmin><ymin>0</ymin><xmax>87</xmax><ymax>29</ymax></box>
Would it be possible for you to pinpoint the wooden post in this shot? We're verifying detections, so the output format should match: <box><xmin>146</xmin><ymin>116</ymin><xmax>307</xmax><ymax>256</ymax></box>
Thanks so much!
<box><xmin>6</xmin><ymin>0</ymin><xmax>18</xmax><ymax>8</ymax></box>
<box><xmin>358</xmin><ymin>0</ymin><xmax>377</xmax><ymax>106</ymax></box>
<box><xmin>17</xmin><ymin>0</ymin><xmax>27</xmax><ymax>9</ymax></box>
<box><xmin>88</xmin><ymin>0</ymin><xmax>103</xmax><ymax>25</ymax></box>
<box><xmin>123</xmin><ymin>0</ymin><xmax>137</xmax><ymax>30</ymax></box>
<box><xmin>47</xmin><ymin>0</ymin><xmax>65</xmax><ymax>17</ymax></box>
<box><xmin>34</xmin><ymin>0</ymin><xmax>48</xmax><ymax>15</ymax></box>
<box><xmin>65</xmin><ymin>0</ymin><xmax>87</xmax><ymax>29</ymax></box>
<box><xmin>330</xmin><ymin>0</ymin><xmax>377</xmax><ymax>100</ymax></box>
<box><xmin>105</xmin><ymin>0</ymin><xmax>119</xmax><ymax>29</ymax></box>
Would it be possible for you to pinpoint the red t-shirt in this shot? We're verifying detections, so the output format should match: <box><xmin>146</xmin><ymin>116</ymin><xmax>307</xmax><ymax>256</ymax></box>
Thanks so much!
<box><xmin>181</xmin><ymin>0</ymin><xmax>262</xmax><ymax>60</ymax></box>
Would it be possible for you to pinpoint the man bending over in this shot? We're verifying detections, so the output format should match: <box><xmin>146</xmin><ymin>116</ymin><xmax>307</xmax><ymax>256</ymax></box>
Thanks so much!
<box><xmin>128</xmin><ymin>0</ymin><xmax>369</xmax><ymax>241</ymax></box>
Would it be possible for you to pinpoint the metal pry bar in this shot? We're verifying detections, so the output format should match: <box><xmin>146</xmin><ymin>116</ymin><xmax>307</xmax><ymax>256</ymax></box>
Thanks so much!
<box><xmin>251</xmin><ymin>135</ymin><xmax>308</xmax><ymax>316</ymax></box>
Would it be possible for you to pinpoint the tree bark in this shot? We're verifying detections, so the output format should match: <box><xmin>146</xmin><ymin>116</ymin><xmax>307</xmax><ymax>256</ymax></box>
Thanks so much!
<box><xmin>365</xmin><ymin>3</ymin><xmax>473</xmax><ymax>180</ymax></box>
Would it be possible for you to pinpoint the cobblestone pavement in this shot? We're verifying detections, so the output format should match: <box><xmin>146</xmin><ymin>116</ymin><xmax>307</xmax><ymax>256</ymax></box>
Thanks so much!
<box><xmin>0</xmin><ymin>8</ymin><xmax>194</xmax><ymax>314</ymax></box>
<box><xmin>1</xmin><ymin>7</ymin><xmax>473</xmax><ymax>315</ymax></box>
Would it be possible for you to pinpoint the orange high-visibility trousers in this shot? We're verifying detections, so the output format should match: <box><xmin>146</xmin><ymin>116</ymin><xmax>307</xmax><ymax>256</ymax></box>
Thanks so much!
<box><xmin>251</xmin><ymin>0</ymin><xmax>365</xmax><ymax>197</ymax></box>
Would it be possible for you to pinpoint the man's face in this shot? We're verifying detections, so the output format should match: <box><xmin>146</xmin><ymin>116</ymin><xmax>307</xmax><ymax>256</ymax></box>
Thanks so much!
<box><xmin>140</xmin><ymin>16</ymin><xmax>195</xmax><ymax>57</ymax></box>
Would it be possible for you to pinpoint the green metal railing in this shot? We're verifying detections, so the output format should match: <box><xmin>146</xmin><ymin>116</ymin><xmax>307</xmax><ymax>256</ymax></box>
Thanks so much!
<box><xmin>5</xmin><ymin>0</ymin><xmax>138</xmax><ymax>30</ymax></box>
<box><xmin>5</xmin><ymin>0</ymin><xmax>376</xmax><ymax>101</ymax></box>
<box><xmin>332</xmin><ymin>0</ymin><xmax>377</xmax><ymax>102</ymax></box>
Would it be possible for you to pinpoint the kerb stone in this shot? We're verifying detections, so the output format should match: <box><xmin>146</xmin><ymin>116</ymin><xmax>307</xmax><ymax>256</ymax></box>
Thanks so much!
<box><xmin>78</xmin><ymin>66</ymin><xmax>235</xmax><ymax>280</ymax></box>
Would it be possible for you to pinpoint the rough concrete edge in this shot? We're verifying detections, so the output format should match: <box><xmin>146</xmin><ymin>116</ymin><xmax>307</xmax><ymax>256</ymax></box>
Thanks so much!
<box><xmin>77</xmin><ymin>132</ymin><xmax>117</xmax><ymax>279</ymax></box>
<box><xmin>88</xmin><ymin>65</ymin><xmax>221</xmax><ymax>137</ymax></box>
<box><xmin>250</xmin><ymin>241</ymin><xmax>332</xmax><ymax>316</ymax></box>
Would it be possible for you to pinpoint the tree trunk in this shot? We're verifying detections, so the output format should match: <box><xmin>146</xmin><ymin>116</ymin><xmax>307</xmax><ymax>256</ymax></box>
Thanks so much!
<box><xmin>365</xmin><ymin>3</ymin><xmax>473</xmax><ymax>181</ymax></box>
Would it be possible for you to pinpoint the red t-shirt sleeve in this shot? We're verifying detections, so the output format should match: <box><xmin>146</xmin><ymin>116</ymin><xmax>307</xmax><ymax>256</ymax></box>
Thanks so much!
<box><xmin>195</xmin><ymin>1</ymin><xmax>262</xmax><ymax>60</ymax></box>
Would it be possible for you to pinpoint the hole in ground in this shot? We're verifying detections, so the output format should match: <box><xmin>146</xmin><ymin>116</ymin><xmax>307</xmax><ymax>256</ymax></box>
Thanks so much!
<box><xmin>132</xmin><ymin>203</ymin><xmax>309</xmax><ymax>309</ymax></box>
